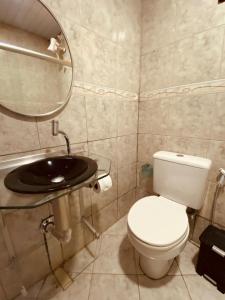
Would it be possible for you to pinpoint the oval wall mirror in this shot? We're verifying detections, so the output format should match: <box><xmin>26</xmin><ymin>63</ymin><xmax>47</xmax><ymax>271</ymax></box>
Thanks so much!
<box><xmin>0</xmin><ymin>0</ymin><xmax>73</xmax><ymax>117</ymax></box>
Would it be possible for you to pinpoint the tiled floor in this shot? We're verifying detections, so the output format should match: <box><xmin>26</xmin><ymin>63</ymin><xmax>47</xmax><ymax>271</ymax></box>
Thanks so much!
<box><xmin>16</xmin><ymin>216</ymin><xmax>224</xmax><ymax>300</ymax></box>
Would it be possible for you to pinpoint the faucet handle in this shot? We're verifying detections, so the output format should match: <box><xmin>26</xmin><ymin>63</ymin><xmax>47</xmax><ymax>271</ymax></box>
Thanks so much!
<box><xmin>52</xmin><ymin>120</ymin><xmax>59</xmax><ymax>136</ymax></box>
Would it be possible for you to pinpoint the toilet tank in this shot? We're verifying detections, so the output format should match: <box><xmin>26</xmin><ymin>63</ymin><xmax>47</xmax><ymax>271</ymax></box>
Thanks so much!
<box><xmin>153</xmin><ymin>151</ymin><xmax>212</xmax><ymax>210</ymax></box>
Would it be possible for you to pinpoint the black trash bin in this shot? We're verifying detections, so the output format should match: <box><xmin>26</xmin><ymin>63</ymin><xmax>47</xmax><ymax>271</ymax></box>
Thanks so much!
<box><xmin>196</xmin><ymin>225</ymin><xmax>225</xmax><ymax>294</ymax></box>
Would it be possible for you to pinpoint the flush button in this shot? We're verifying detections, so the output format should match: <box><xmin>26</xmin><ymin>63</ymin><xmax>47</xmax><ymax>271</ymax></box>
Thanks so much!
<box><xmin>176</xmin><ymin>154</ymin><xmax>184</xmax><ymax>157</ymax></box>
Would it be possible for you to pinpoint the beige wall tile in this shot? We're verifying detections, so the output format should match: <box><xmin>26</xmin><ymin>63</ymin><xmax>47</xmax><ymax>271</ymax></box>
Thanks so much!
<box><xmin>0</xmin><ymin>112</ymin><xmax>40</xmax><ymax>156</ymax></box>
<box><xmin>37</xmin><ymin>92</ymin><xmax>87</xmax><ymax>148</ymax></box>
<box><xmin>176</xmin><ymin>0</ymin><xmax>225</xmax><ymax>39</ymax></box>
<box><xmin>167</xmin><ymin>94</ymin><xmax>214</xmax><ymax>139</ymax></box>
<box><xmin>0</xmin><ymin>229</ymin><xmax>10</xmax><ymax>270</ymax></box>
<box><xmin>117</xmin><ymin>101</ymin><xmax>138</xmax><ymax>136</ymax></box>
<box><xmin>138</xmin><ymin>134</ymin><xmax>165</xmax><ymax>163</ymax></box>
<box><xmin>19</xmin><ymin>245</ymin><xmax>50</xmax><ymax>288</ymax></box>
<box><xmin>88</xmin><ymin>138</ymin><xmax>117</xmax><ymax>168</ymax></box>
<box><xmin>116</xmin><ymin>47</ymin><xmax>140</xmax><ymax>93</ymax></box>
<box><xmin>199</xmin><ymin>182</ymin><xmax>216</xmax><ymax>220</ymax></box>
<box><xmin>0</xmin><ymin>263</ymin><xmax>22</xmax><ymax>299</ymax></box>
<box><xmin>211</xmin><ymin>93</ymin><xmax>225</xmax><ymax>140</ymax></box>
<box><xmin>86</xmin><ymin>95</ymin><xmax>117</xmax><ymax>141</ymax></box>
<box><xmin>206</xmin><ymin>140</ymin><xmax>225</xmax><ymax>182</ymax></box>
<box><xmin>118</xmin><ymin>163</ymin><xmax>137</xmax><ymax>197</ymax></box>
<box><xmin>5</xmin><ymin>205</ymin><xmax>49</xmax><ymax>256</ymax></box>
<box><xmin>92</xmin><ymin>200</ymin><xmax>118</xmax><ymax>233</ymax></box>
<box><xmin>140</xmin><ymin>45</ymin><xmax>175</xmax><ymax>92</ymax></box>
<box><xmin>0</xmin><ymin>284</ymin><xmax>6</xmax><ymax>300</ymax></box>
<box><xmin>214</xmin><ymin>189</ymin><xmax>225</xmax><ymax>227</ymax></box>
<box><xmin>192</xmin><ymin>216</ymin><xmax>210</xmax><ymax>245</ymax></box>
<box><xmin>164</xmin><ymin>136</ymin><xmax>209</xmax><ymax>157</ymax></box>
<box><xmin>139</xmin><ymin>99</ymin><xmax>170</xmax><ymax>135</ymax></box>
<box><xmin>117</xmin><ymin>134</ymin><xmax>137</xmax><ymax>169</ymax></box>
<box><xmin>142</xmin><ymin>0</ymin><xmax>176</xmax><ymax>54</ymax></box>
<box><xmin>174</xmin><ymin>27</ymin><xmax>224</xmax><ymax>86</ymax></box>
<box><xmin>69</xmin><ymin>188</ymin><xmax>92</xmax><ymax>223</ymax></box>
<box><xmin>118</xmin><ymin>189</ymin><xmax>136</xmax><ymax>218</ymax></box>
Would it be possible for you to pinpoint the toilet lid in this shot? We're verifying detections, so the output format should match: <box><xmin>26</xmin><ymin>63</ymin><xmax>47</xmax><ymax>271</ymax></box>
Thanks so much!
<box><xmin>128</xmin><ymin>196</ymin><xmax>188</xmax><ymax>247</ymax></box>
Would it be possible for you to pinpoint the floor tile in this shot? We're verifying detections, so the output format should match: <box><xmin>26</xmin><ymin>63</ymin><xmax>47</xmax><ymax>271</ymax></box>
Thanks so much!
<box><xmin>138</xmin><ymin>275</ymin><xmax>191</xmax><ymax>300</ymax></box>
<box><xmin>89</xmin><ymin>274</ymin><xmax>139</xmax><ymax>300</ymax></box>
<box><xmin>93</xmin><ymin>234</ymin><xmax>136</xmax><ymax>274</ymax></box>
<box><xmin>38</xmin><ymin>273</ymin><xmax>91</xmax><ymax>300</ymax></box>
<box><xmin>63</xmin><ymin>239</ymin><xmax>101</xmax><ymax>276</ymax></box>
<box><xmin>104</xmin><ymin>215</ymin><xmax>127</xmax><ymax>236</ymax></box>
<box><xmin>184</xmin><ymin>275</ymin><xmax>225</xmax><ymax>300</ymax></box>
<box><xmin>176</xmin><ymin>241</ymin><xmax>199</xmax><ymax>275</ymax></box>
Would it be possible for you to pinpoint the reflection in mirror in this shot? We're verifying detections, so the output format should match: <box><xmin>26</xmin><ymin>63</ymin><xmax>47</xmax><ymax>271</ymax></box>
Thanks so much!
<box><xmin>0</xmin><ymin>0</ymin><xmax>73</xmax><ymax>117</ymax></box>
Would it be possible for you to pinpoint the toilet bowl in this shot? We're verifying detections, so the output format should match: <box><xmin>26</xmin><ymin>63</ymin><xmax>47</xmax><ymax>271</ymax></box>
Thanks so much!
<box><xmin>127</xmin><ymin>196</ymin><xmax>189</xmax><ymax>279</ymax></box>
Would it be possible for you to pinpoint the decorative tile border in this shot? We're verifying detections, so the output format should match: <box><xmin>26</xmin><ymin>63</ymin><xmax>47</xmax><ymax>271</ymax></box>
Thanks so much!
<box><xmin>73</xmin><ymin>80</ymin><xmax>139</xmax><ymax>101</ymax></box>
<box><xmin>140</xmin><ymin>78</ymin><xmax>225</xmax><ymax>100</ymax></box>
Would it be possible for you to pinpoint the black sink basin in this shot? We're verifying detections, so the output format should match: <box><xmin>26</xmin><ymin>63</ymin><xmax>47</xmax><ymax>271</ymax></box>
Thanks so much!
<box><xmin>4</xmin><ymin>155</ymin><xmax>98</xmax><ymax>194</ymax></box>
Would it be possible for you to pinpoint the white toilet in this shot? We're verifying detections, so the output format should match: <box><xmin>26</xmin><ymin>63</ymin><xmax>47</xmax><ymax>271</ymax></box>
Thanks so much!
<box><xmin>128</xmin><ymin>151</ymin><xmax>211</xmax><ymax>279</ymax></box>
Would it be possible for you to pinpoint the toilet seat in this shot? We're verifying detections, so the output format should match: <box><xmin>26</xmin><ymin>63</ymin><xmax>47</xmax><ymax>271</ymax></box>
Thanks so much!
<box><xmin>128</xmin><ymin>196</ymin><xmax>189</xmax><ymax>247</ymax></box>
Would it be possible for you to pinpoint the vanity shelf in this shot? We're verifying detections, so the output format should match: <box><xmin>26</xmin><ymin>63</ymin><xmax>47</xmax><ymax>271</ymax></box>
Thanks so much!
<box><xmin>0</xmin><ymin>150</ymin><xmax>111</xmax><ymax>210</ymax></box>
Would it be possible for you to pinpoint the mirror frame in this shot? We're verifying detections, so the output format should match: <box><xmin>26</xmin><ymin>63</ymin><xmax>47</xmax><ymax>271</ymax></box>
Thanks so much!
<box><xmin>0</xmin><ymin>0</ymin><xmax>74</xmax><ymax>118</ymax></box>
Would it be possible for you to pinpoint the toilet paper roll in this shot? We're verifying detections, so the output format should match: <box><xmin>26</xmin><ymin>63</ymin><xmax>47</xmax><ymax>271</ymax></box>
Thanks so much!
<box><xmin>93</xmin><ymin>175</ymin><xmax>112</xmax><ymax>193</ymax></box>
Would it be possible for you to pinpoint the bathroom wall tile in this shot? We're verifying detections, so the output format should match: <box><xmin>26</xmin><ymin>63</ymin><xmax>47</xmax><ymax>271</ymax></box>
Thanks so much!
<box><xmin>118</xmin><ymin>189</ymin><xmax>136</xmax><ymax>218</ymax></box>
<box><xmin>93</xmin><ymin>234</ymin><xmax>136</xmax><ymax>274</ymax></box>
<box><xmin>15</xmin><ymin>279</ymin><xmax>43</xmax><ymax>300</ymax></box>
<box><xmin>78</xmin><ymin>28</ymin><xmax>117</xmax><ymax>88</ymax></box>
<box><xmin>86</xmin><ymin>95</ymin><xmax>117</xmax><ymax>141</ymax></box>
<box><xmin>0</xmin><ymin>111</ymin><xmax>40</xmax><ymax>156</ymax></box>
<box><xmin>118</xmin><ymin>163</ymin><xmax>137</xmax><ymax>197</ymax></box>
<box><xmin>0</xmin><ymin>228</ymin><xmax>10</xmax><ymax>270</ymax></box>
<box><xmin>79</xmin><ymin>0</ymin><xmax>116</xmax><ymax>41</ymax></box>
<box><xmin>62</xmin><ymin>218</ymin><xmax>94</xmax><ymax>260</ymax></box>
<box><xmin>176</xmin><ymin>0</ymin><xmax>225</xmax><ymax>39</ymax></box>
<box><xmin>213</xmin><ymin>188</ymin><xmax>225</xmax><ymax>227</ymax></box>
<box><xmin>211</xmin><ymin>93</ymin><xmax>225</xmax><ymax>141</ymax></box>
<box><xmin>92</xmin><ymin>200</ymin><xmax>118</xmax><ymax>233</ymax></box>
<box><xmin>0</xmin><ymin>284</ymin><xmax>6</xmax><ymax>300</ymax></box>
<box><xmin>142</xmin><ymin>0</ymin><xmax>176</xmax><ymax>54</ymax></box>
<box><xmin>19</xmin><ymin>245</ymin><xmax>50</xmax><ymax>289</ymax></box>
<box><xmin>37</xmin><ymin>91</ymin><xmax>87</xmax><ymax>148</ymax></box>
<box><xmin>69</xmin><ymin>188</ymin><xmax>92</xmax><ymax>223</ymax></box>
<box><xmin>138</xmin><ymin>134</ymin><xmax>165</xmax><ymax>163</ymax></box>
<box><xmin>184</xmin><ymin>275</ymin><xmax>225</xmax><ymax>300</ymax></box>
<box><xmin>199</xmin><ymin>182</ymin><xmax>216</xmax><ymax>220</ymax></box>
<box><xmin>88</xmin><ymin>138</ymin><xmax>117</xmax><ymax>168</ymax></box>
<box><xmin>116</xmin><ymin>46</ymin><xmax>140</xmax><ymax>93</ymax></box>
<box><xmin>174</xmin><ymin>27</ymin><xmax>224</xmax><ymax>86</ymax></box>
<box><xmin>91</xmin><ymin>168</ymin><xmax>117</xmax><ymax>214</ymax></box>
<box><xmin>89</xmin><ymin>274</ymin><xmax>139</xmax><ymax>300</ymax></box>
<box><xmin>140</xmin><ymin>45</ymin><xmax>175</xmax><ymax>92</ymax></box>
<box><xmin>117</xmin><ymin>134</ymin><xmax>137</xmax><ymax>169</ymax></box>
<box><xmin>176</xmin><ymin>242</ymin><xmax>198</xmax><ymax>275</ymax></box>
<box><xmin>117</xmin><ymin>101</ymin><xmax>138</xmax><ymax>136</ymax></box>
<box><xmin>138</xmin><ymin>274</ymin><xmax>190</xmax><ymax>300</ymax></box>
<box><xmin>135</xmin><ymin>185</ymin><xmax>152</xmax><ymax>201</ymax></box>
<box><xmin>114</xmin><ymin>0</ymin><xmax>141</xmax><ymax>50</ymax></box>
<box><xmin>163</xmin><ymin>136</ymin><xmax>209</xmax><ymax>158</ymax></box>
<box><xmin>0</xmin><ymin>263</ymin><xmax>22</xmax><ymax>299</ymax></box>
<box><xmin>48</xmin><ymin>237</ymin><xmax>63</xmax><ymax>270</ymax></box>
<box><xmin>5</xmin><ymin>205</ymin><xmax>49</xmax><ymax>257</ymax></box>
<box><xmin>192</xmin><ymin>216</ymin><xmax>210</xmax><ymax>245</ymax></box>
<box><xmin>167</xmin><ymin>94</ymin><xmax>214</xmax><ymax>139</ymax></box>
<box><xmin>136</xmin><ymin>162</ymin><xmax>153</xmax><ymax>195</ymax></box>
<box><xmin>206</xmin><ymin>140</ymin><xmax>225</xmax><ymax>182</ymax></box>
<box><xmin>138</xmin><ymin>99</ymin><xmax>170</xmax><ymax>135</ymax></box>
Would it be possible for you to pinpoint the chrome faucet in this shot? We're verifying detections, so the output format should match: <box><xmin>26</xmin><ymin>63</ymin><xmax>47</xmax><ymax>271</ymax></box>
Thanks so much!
<box><xmin>52</xmin><ymin>120</ymin><xmax>71</xmax><ymax>155</ymax></box>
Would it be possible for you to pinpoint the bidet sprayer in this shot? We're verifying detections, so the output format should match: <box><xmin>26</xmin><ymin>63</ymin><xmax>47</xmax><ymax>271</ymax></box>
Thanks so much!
<box><xmin>217</xmin><ymin>168</ymin><xmax>225</xmax><ymax>188</ymax></box>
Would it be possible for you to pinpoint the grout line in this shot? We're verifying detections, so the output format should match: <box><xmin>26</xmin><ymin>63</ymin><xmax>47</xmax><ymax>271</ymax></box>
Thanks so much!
<box><xmin>181</xmin><ymin>274</ymin><xmax>193</xmax><ymax>300</ymax></box>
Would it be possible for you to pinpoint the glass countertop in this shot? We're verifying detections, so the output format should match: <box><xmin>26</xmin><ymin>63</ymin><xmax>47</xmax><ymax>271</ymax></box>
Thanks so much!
<box><xmin>0</xmin><ymin>150</ymin><xmax>111</xmax><ymax>210</ymax></box>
